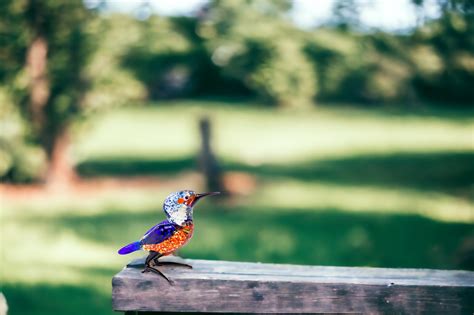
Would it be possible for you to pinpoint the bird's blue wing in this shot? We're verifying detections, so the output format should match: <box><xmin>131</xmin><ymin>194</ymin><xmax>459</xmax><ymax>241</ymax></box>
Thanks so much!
<box><xmin>142</xmin><ymin>219</ymin><xmax>167</xmax><ymax>236</ymax></box>
<box><xmin>141</xmin><ymin>219</ymin><xmax>177</xmax><ymax>245</ymax></box>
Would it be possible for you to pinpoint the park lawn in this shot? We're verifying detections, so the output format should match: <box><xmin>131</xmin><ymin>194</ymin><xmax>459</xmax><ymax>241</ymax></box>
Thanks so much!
<box><xmin>75</xmin><ymin>100</ymin><xmax>474</xmax><ymax>164</ymax></box>
<box><xmin>2</xmin><ymin>100</ymin><xmax>474</xmax><ymax>315</ymax></box>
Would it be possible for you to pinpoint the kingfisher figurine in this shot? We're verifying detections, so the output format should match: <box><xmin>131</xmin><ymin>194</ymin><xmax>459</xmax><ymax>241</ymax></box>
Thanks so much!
<box><xmin>118</xmin><ymin>190</ymin><xmax>219</xmax><ymax>283</ymax></box>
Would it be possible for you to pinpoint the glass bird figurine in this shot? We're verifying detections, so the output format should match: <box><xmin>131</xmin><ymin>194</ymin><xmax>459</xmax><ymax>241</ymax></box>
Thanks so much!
<box><xmin>118</xmin><ymin>190</ymin><xmax>220</xmax><ymax>283</ymax></box>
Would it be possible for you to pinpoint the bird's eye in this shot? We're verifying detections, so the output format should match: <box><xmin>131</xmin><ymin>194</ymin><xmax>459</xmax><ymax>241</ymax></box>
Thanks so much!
<box><xmin>184</xmin><ymin>196</ymin><xmax>189</xmax><ymax>200</ymax></box>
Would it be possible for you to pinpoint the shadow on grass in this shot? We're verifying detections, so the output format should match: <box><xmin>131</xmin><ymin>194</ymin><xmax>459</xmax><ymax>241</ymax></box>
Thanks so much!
<box><xmin>76</xmin><ymin>151</ymin><xmax>474</xmax><ymax>197</ymax></box>
<box><xmin>230</xmin><ymin>151</ymin><xmax>474</xmax><ymax>196</ymax></box>
<box><xmin>77</xmin><ymin>156</ymin><xmax>196</xmax><ymax>177</ymax></box>
<box><xmin>22</xmin><ymin>205</ymin><xmax>474</xmax><ymax>271</ymax></box>
<box><xmin>323</xmin><ymin>102</ymin><xmax>474</xmax><ymax>121</ymax></box>
<box><xmin>2</xmin><ymin>283</ymin><xmax>114</xmax><ymax>315</ymax></box>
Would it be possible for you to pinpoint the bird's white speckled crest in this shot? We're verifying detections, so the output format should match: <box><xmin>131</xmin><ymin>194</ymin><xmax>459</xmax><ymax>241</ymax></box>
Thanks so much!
<box><xmin>163</xmin><ymin>190</ymin><xmax>195</xmax><ymax>226</ymax></box>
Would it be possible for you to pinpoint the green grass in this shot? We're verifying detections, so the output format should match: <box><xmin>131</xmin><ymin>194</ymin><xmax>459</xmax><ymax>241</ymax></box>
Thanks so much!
<box><xmin>74</xmin><ymin>101</ymin><xmax>474</xmax><ymax>163</ymax></box>
<box><xmin>2</xmin><ymin>100</ymin><xmax>474</xmax><ymax>314</ymax></box>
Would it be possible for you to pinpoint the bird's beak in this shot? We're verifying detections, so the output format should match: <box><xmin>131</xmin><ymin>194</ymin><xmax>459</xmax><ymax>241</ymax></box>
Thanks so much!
<box><xmin>191</xmin><ymin>191</ymin><xmax>220</xmax><ymax>206</ymax></box>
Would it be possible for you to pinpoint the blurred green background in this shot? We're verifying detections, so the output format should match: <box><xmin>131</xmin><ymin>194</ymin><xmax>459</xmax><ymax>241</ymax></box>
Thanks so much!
<box><xmin>1</xmin><ymin>0</ymin><xmax>473</xmax><ymax>314</ymax></box>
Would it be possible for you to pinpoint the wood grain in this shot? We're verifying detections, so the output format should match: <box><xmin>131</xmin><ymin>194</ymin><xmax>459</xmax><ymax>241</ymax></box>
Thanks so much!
<box><xmin>113</xmin><ymin>256</ymin><xmax>474</xmax><ymax>314</ymax></box>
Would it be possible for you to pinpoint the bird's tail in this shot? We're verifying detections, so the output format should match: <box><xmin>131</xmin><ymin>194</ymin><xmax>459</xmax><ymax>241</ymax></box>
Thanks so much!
<box><xmin>118</xmin><ymin>241</ymin><xmax>141</xmax><ymax>255</ymax></box>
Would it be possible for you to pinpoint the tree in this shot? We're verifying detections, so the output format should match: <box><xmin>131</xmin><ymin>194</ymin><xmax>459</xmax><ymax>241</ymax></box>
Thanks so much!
<box><xmin>197</xmin><ymin>0</ymin><xmax>317</xmax><ymax>108</ymax></box>
<box><xmin>410</xmin><ymin>0</ymin><xmax>474</xmax><ymax>103</ymax></box>
<box><xmin>0</xmin><ymin>0</ymin><xmax>92</xmax><ymax>186</ymax></box>
<box><xmin>330</xmin><ymin>0</ymin><xmax>361</xmax><ymax>31</ymax></box>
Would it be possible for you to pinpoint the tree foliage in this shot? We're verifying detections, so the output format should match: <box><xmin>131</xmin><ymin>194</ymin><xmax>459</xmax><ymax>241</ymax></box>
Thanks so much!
<box><xmin>197</xmin><ymin>0</ymin><xmax>317</xmax><ymax>108</ymax></box>
<box><xmin>304</xmin><ymin>2</ymin><xmax>474</xmax><ymax>105</ymax></box>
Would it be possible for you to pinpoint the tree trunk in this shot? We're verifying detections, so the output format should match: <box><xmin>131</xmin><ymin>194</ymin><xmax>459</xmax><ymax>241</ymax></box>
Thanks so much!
<box><xmin>26</xmin><ymin>36</ymin><xmax>49</xmax><ymax>131</ymax></box>
<box><xmin>45</xmin><ymin>128</ymin><xmax>77</xmax><ymax>189</ymax></box>
<box><xmin>198</xmin><ymin>117</ymin><xmax>223</xmax><ymax>193</ymax></box>
<box><xmin>26</xmin><ymin>35</ymin><xmax>77</xmax><ymax>188</ymax></box>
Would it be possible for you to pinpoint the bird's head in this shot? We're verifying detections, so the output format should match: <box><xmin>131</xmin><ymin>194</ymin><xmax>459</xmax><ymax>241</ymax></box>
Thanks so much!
<box><xmin>163</xmin><ymin>190</ymin><xmax>220</xmax><ymax>226</ymax></box>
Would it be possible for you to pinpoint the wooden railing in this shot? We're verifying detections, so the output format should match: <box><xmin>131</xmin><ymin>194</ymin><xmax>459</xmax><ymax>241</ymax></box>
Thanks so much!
<box><xmin>112</xmin><ymin>256</ymin><xmax>474</xmax><ymax>314</ymax></box>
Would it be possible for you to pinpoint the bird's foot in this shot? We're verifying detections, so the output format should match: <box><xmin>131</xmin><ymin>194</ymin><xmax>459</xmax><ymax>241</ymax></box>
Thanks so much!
<box><xmin>141</xmin><ymin>266</ymin><xmax>174</xmax><ymax>284</ymax></box>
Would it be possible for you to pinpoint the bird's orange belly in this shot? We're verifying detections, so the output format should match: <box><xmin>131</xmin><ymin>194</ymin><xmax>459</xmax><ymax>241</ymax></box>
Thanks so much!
<box><xmin>142</xmin><ymin>224</ymin><xmax>194</xmax><ymax>255</ymax></box>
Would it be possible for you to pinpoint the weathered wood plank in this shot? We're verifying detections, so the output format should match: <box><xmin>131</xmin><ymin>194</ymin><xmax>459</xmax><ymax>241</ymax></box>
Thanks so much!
<box><xmin>112</xmin><ymin>256</ymin><xmax>474</xmax><ymax>314</ymax></box>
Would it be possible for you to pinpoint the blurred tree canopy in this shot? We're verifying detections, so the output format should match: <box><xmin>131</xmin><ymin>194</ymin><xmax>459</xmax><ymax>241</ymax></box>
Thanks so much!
<box><xmin>305</xmin><ymin>0</ymin><xmax>474</xmax><ymax>104</ymax></box>
<box><xmin>0</xmin><ymin>0</ymin><xmax>473</xmax><ymax>183</ymax></box>
<box><xmin>197</xmin><ymin>0</ymin><xmax>317</xmax><ymax>108</ymax></box>
<box><xmin>411</xmin><ymin>0</ymin><xmax>474</xmax><ymax>103</ymax></box>
<box><xmin>100</xmin><ymin>0</ymin><xmax>473</xmax><ymax>106</ymax></box>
